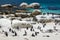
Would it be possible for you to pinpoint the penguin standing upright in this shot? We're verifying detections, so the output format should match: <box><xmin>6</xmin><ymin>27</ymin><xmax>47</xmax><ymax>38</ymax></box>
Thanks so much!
<box><xmin>12</xmin><ymin>31</ymin><xmax>17</xmax><ymax>36</ymax></box>
<box><xmin>35</xmin><ymin>32</ymin><xmax>37</xmax><ymax>36</ymax></box>
<box><xmin>11</xmin><ymin>30</ymin><xmax>15</xmax><ymax>33</ymax></box>
<box><xmin>14</xmin><ymin>32</ymin><xmax>17</xmax><ymax>36</ymax></box>
<box><xmin>4</xmin><ymin>32</ymin><xmax>8</xmax><ymax>37</ymax></box>
<box><xmin>0</xmin><ymin>26</ymin><xmax>1</xmax><ymax>28</ymax></box>
<box><xmin>31</xmin><ymin>33</ymin><xmax>35</xmax><ymax>37</ymax></box>
<box><xmin>26</xmin><ymin>27</ymin><xmax>28</xmax><ymax>30</ymax></box>
<box><xmin>9</xmin><ymin>28</ymin><xmax>12</xmax><ymax>32</ymax></box>
<box><xmin>30</xmin><ymin>26</ymin><xmax>34</xmax><ymax>31</ymax></box>
<box><xmin>23</xmin><ymin>31</ymin><xmax>27</xmax><ymax>36</ymax></box>
<box><xmin>43</xmin><ymin>24</ymin><xmax>46</xmax><ymax>28</ymax></box>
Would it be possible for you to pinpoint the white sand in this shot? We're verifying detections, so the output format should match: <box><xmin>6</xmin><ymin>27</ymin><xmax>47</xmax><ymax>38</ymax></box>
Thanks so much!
<box><xmin>0</xmin><ymin>18</ymin><xmax>60</xmax><ymax>40</ymax></box>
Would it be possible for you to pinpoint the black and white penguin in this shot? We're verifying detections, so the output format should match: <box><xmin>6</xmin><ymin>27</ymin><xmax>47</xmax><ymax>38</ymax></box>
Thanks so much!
<box><xmin>4</xmin><ymin>32</ymin><xmax>8</xmax><ymax>37</ymax></box>
<box><xmin>31</xmin><ymin>33</ymin><xmax>35</xmax><ymax>37</ymax></box>
<box><xmin>23</xmin><ymin>31</ymin><xmax>27</xmax><ymax>36</ymax></box>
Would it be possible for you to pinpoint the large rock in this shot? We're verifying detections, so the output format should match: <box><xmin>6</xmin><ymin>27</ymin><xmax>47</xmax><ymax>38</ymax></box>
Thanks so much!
<box><xmin>31</xmin><ymin>9</ymin><xmax>42</xmax><ymax>16</ymax></box>
<box><xmin>29</xmin><ymin>3</ymin><xmax>40</xmax><ymax>9</ymax></box>
<box><xmin>19</xmin><ymin>2</ymin><xmax>28</xmax><ymax>9</ymax></box>
<box><xmin>12</xmin><ymin>20</ymin><xmax>32</xmax><ymax>28</ymax></box>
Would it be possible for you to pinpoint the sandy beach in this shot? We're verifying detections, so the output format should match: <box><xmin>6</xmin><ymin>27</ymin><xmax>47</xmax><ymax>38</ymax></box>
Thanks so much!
<box><xmin>0</xmin><ymin>19</ymin><xmax>60</xmax><ymax>40</ymax></box>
